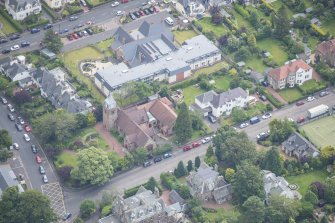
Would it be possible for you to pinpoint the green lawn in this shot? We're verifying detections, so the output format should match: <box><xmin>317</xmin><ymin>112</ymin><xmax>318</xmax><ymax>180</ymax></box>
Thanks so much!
<box><xmin>322</xmin><ymin>19</ymin><xmax>335</xmax><ymax>36</ymax></box>
<box><xmin>258</xmin><ymin>38</ymin><xmax>289</xmax><ymax>66</ymax></box>
<box><xmin>299</xmin><ymin>115</ymin><xmax>335</xmax><ymax>148</ymax></box>
<box><xmin>245</xmin><ymin>57</ymin><xmax>267</xmax><ymax>73</ymax></box>
<box><xmin>0</xmin><ymin>13</ymin><xmax>18</xmax><ymax>35</ymax></box>
<box><xmin>279</xmin><ymin>88</ymin><xmax>303</xmax><ymax>103</ymax></box>
<box><xmin>183</xmin><ymin>85</ymin><xmax>205</xmax><ymax>105</ymax></box>
<box><xmin>195</xmin><ymin>17</ymin><xmax>229</xmax><ymax>38</ymax></box>
<box><xmin>299</xmin><ymin>79</ymin><xmax>326</xmax><ymax>93</ymax></box>
<box><xmin>60</xmin><ymin>47</ymin><xmax>104</xmax><ymax>102</ymax></box>
<box><xmin>55</xmin><ymin>150</ymin><xmax>78</xmax><ymax>168</ymax></box>
<box><xmin>194</xmin><ymin>61</ymin><xmax>229</xmax><ymax>77</ymax></box>
<box><xmin>272</xmin><ymin>1</ymin><xmax>294</xmax><ymax>18</ymax></box>
<box><xmin>286</xmin><ymin>170</ymin><xmax>328</xmax><ymax>196</ymax></box>
<box><xmin>204</xmin><ymin>207</ymin><xmax>241</xmax><ymax>223</ymax></box>
<box><xmin>231</xmin><ymin>10</ymin><xmax>253</xmax><ymax>30</ymax></box>
<box><xmin>302</xmin><ymin>0</ymin><xmax>313</xmax><ymax>7</ymax></box>
<box><xmin>214</xmin><ymin>75</ymin><xmax>232</xmax><ymax>91</ymax></box>
<box><xmin>71</xmin><ymin>127</ymin><xmax>109</xmax><ymax>150</ymax></box>
<box><xmin>245</xmin><ymin>102</ymin><xmax>267</xmax><ymax>117</ymax></box>
<box><xmin>173</xmin><ymin>29</ymin><xmax>198</xmax><ymax>44</ymax></box>
<box><xmin>95</xmin><ymin>38</ymin><xmax>114</xmax><ymax>57</ymax></box>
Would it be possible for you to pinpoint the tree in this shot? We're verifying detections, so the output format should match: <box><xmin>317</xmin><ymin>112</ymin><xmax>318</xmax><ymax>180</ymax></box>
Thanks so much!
<box><xmin>87</xmin><ymin>112</ymin><xmax>96</xmax><ymax>126</ymax></box>
<box><xmin>310</xmin><ymin>181</ymin><xmax>325</xmax><ymax>199</ymax></box>
<box><xmin>13</xmin><ymin>89</ymin><xmax>32</xmax><ymax>105</ymax></box>
<box><xmin>242</xmin><ymin>196</ymin><xmax>265</xmax><ymax>223</ymax></box>
<box><xmin>247</xmin><ymin>34</ymin><xmax>257</xmax><ymax>47</ymax></box>
<box><xmin>231</xmin><ymin>107</ymin><xmax>249</xmax><ymax>123</ymax></box>
<box><xmin>42</xmin><ymin>29</ymin><xmax>63</xmax><ymax>54</ymax></box>
<box><xmin>320</xmin><ymin>216</ymin><xmax>329</xmax><ymax>223</ymax></box>
<box><xmin>131</xmin><ymin>147</ymin><xmax>149</xmax><ymax>165</ymax></box>
<box><xmin>249</xmin><ymin>12</ymin><xmax>261</xmax><ymax>29</ymax></box>
<box><xmin>209</xmin><ymin>5</ymin><xmax>221</xmax><ymax>15</ymax></box>
<box><xmin>158</xmin><ymin>85</ymin><xmax>171</xmax><ymax>98</ymax></box>
<box><xmin>232</xmin><ymin>162</ymin><xmax>265</xmax><ymax>204</ymax></box>
<box><xmin>99</xmin><ymin>191</ymin><xmax>114</xmax><ymax>209</ymax></box>
<box><xmin>80</xmin><ymin>199</ymin><xmax>96</xmax><ymax>219</ymax></box>
<box><xmin>33</xmin><ymin>110</ymin><xmax>77</xmax><ymax>144</ymax></box>
<box><xmin>71</xmin><ymin>147</ymin><xmax>114</xmax><ymax>185</ymax></box>
<box><xmin>225</xmin><ymin>168</ymin><xmax>235</xmax><ymax>183</ymax></box>
<box><xmin>93</xmin><ymin>104</ymin><xmax>103</xmax><ymax>122</ymax></box>
<box><xmin>298</xmin><ymin>202</ymin><xmax>313</xmax><ymax>219</ymax></box>
<box><xmin>217</xmin><ymin>132</ymin><xmax>256</xmax><ymax>168</ymax></box>
<box><xmin>190</xmin><ymin>112</ymin><xmax>204</xmax><ymax>131</ymax></box>
<box><xmin>178</xmin><ymin>185</ymin><xmax>191</xmax><ymax>199</ymax></box>
<box><xmin>212</xmin><ymin>13</ymin><xmax>223</xmax><ymax>25</ymax></box>
<box><xmin>0</xmin><ymin>129</ymin><xmax>12</xmax><ymax>148</ymax></box>
<box><xmin>263</xmin><ymin>147</ymin><xmax>283</xmax><ymax>175</ymax></box>
<box><xmin>0</xmin><ymin>148</ymin><xmax>13</xmax><ymax>162</ymax></box>
<box><xmin>304</xmin><ymin>190</ymin><xmax>318</xmax><ymax>205</ymax></box>
<box><xmin>175</xmin><ymin>161</ymin><xmax>187</xmax><ymax>178</ymax></box>
<box><xmin>187</xmin><ymin>160</ymin><xmax>193</xmax><ymax>172</ymax></box>
<box><xmin>0</xmin><ymin>187</ymin><xmax>57</xmax><ymax>223</ymax></box>
<box><xmin>75</xmin><ymin>113</ymin><xmax>88</xmax><ymax>129</ymax></box>
<box><xmin>234</xmin><ymin>47</ymin><xmax>251</xmax><ymax>61</ymax></box>
<box><xmin>174</xmin><ymin>103</ymin><xmax>192</xmax><ymax>144</ymax></box>
<box><xmin>273</xmin><ymin>6</ymin><xmax>290</xmax><ymax>39</ymax></box>
<box><xmin>320</xmin><ymin>145</ymin><xmax>335</xmax><ymax>164</ymax></box>
<box><xmin>324</xmin><ymin>176</ymin><xmax>335</xmax><ymax>203</ymax></box>
<box><xmin>266</xmin><ymin>195</ymin><xmax>300</xmax><ymax>223</ymax></box>
<box><xmin>146</xmin><ymin>177</ymin><xmax>159</xmax><ymax>193</ymax></box>
<box><xmin>0</xmin><ymin>76</ymin><xmax>9</xmax><ymax>91</ymax></box>
<box><xmin>269</xmin><ymin>118</ymin><xmax>294</xmax><ymax>143</ymax></box>
<box><xmin>57</xmin><ymin>165</ymin><xmax>73</xmax><ymax>182</ymax></box>
<box><xmin>195</xmin><ymin>156</ymin><xmax>201</xmax><ymax>169</ymax></box>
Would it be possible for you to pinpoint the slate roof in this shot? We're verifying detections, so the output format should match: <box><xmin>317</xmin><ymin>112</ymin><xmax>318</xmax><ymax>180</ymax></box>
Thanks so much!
<box><xmin>282</xmin><ymin>132</ymin><xmax>320</xmax><ymax>158</ymax></box>
<box><xmin>5</xmin><ymin>62</ymin><xmax>27</xmax><ymax>80</ymax></box>
<box><xmin>18</xmin><ymin>76</ymin><xmax>32</xmax><ymax>86</ymax></box>
<box><xmin>195</xmin><ymin>90</ymin><xmax>217</xmax><ymax>104</ymax></box>
<box><xmin>169</xmin><ymin>190</ymin><xmax>185</xmax><ymax>205</ymax></box>
<box><xmin>212</xmin><ymin>87</ymin><xmax>248</xmax><ymax>108</ymax></box>
<box><xmin>268</xmin><ymin>59</ymin><xmax>311</xmax><ymax>81</ymax></box>
<box><xmin>149</xmin><ymin>99</ymin><xmax>177</xmax><ymax>129</ymax></box>
<box><xmin>0</xmin><ymin>164</ymin><xmax>24</xmax><ymax>197</ymax></box>
<box><xmin>0</xmin><ymin>57</ymin><xmax>11</xmax><ymax>69</ymax></box>
<box><xmin>7</xmin><ymin>0</ymin><xmax>40</xmax><ymax>12</ymax></box>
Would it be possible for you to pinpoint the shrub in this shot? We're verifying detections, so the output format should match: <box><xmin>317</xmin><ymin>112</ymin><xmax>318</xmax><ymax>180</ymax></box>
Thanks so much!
<box><xmin>153</xmin><ymin>144</ymin><xmax>172</xmax><ymax>156</ymax></box>
<box><xmin>234</xmin><ymin>4</ymin><xmax>250</xmax><ymax>17</ymax></box>
<box><xmin>42</xmin><ymin>2</ymin><xmax>58</xmax><ymax>21</ymax></box>
<box><xmin>311</xmin><ymin>24</ymin><xmax>326</xmax><ymax>36</ymax></box>
<box><xmin>297</xmin><ymin>79</ymin><xmax>326</xmax><ymax>95</ymax></box>
<box><xmin>100</xmin><ymin>205</ymin><xmax>112</xmax><ymax>217</ymax></box>
<box><xmin>260</xmin><ymin>89</ymin><xmax>284</xmax><ymax>108</ymax></box>
<box><xmin>260</xmin><ymin>0</ymin><xmax>275</xmax><ymax>12</ymax></box>
<box><xmin>80</xmin><ymin>199</ymin><xmax>96</xmax><ymax>219</ymax></box>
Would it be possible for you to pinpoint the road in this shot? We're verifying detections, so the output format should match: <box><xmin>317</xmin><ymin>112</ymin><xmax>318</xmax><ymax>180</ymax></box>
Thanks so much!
<box><xmin>0</xmin><ymin>99</ymin><xmax>58</xmax><ymax>190</ymax></box>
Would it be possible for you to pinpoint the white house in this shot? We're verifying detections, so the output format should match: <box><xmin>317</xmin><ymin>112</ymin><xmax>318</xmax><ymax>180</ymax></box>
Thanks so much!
<box><xmin>191</xmin><ymin>87</ymin><xmax>251</xmax><ymax>117</ymax></box>
<box><xmin>267</xmin><ymin>59</ymin><xmax>313</xmax><ymax>90</ymax></box>
<box><xmin>43</xmin><ymin>0</ymin><xmax>75</xmax><ymax>8</ymax></box>
<box><xmin>5</xmin><ymin>0</ymin><xmax>41</xmax><ymax>20</ymax></box>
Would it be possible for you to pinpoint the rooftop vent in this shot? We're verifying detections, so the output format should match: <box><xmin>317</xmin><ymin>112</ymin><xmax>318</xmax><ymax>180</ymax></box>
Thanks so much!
<box><xmin>122</xmin><ymin>70</ymin><xmax>128</xmax><ymax>73</ymax></box>
<box><xmin>166</xmin><ymin>57</ymin><xmax>172</xmax><ymax>61</ymax></box>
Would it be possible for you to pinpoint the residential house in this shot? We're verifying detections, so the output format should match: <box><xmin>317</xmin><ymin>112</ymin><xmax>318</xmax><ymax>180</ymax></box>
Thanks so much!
<box><xmin>282</xmin><ymin>132</ymin><xmax>320</xmax><ymax>160</ymax></box>
<box><xmin>262</xmin><ymin>170</ymin><xmax>301</xmax><ymax>202</ymax></box>
<box><xmin>267</xmin><ymin>59</ymin><xmax>313</xmax><ymax>90</ymax></box>
<box><xmin>0</xmin><ymin>56</ymin><xmax>32</xmax><ymax>88</ymax></box>
<box><xmin>95</xmin><ymin>20</ymin><xmax>221</xmax><ymax>96</ymax></box>
<box><xmin>169</xmin><ymin>190</ymin><xmax>187</xmax><ymax>212</ymax></box>
<box><xmin>250</xmin><ymin>70</ymin><xmax>264</xmax><ymax>84</ymax></box>
<box><xmin>103</xmin><ymin>95</ymin><xmax>177</xmax><ymax>151</ymax></box>
<box><xmin>178</xmin><ymin>0</ymin><xmax>205</xmax><ymax>16</ymax></box>
<box><xmin>0</xmin><ymin>164</ymin><xmax>25</xmax><ymax>197</ymax></box>
<box><xmin>190</xmin><ymin>87</ymin><xmax>251</xmax><ymax>117</ymax></box>
<box><xmin>5</xmin><ymin>0</ymin><xmax>41</xmax><ymax>20</ymax></box>
<box><xmin>186</xmin><ymin>166</ymin><xmax>233</xmax><ymax>204</ymax></box>
<box><xmin>112</xmin><ymin>186</ymin><xmax>186</xmax><ymax>223</ymax></box>
<box><xmin>43</xmin><ymin>0</ymin><xmax>75</xmax><ymax>8</ymax></box>
<box><xmin>315</xmin><ymin>39</ymin><xmax>335</xmax><ymax>67</ymax></box>
<box><xmin>32</xmin><ymin>67</ymin><xmax>91</xmax><ymax>113</ymax></box>
<box><xmin>296</xmin><ymin>44</ymin><xmax>312</xmax><ymax>64</ymax></box>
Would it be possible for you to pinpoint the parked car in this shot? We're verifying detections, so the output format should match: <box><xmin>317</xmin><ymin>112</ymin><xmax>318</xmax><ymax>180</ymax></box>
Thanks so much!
<box><xmin>208</xmin><ymin>115</ymin><xmax>217</xmax><ymax>123</ymax></box>
<box><xmin>30</xmin><ymin>28</ymin><xmax>40</xmax><ymax>34</ymax></box>
<box><xmin>17</xmin><ymin>116</ymin><xmax>25</xmax><ymax>125</ymax></box>
<box><xmin>67</xmin><ymin>35</ymin><xmax>74</xmax><ymax>41</ymax></box>
<box><xmin>116</xmin><ymin>10</ymin><xmax>125</xmax><ymax>16</ymax></box>
<box><xmin>333</xmin><ymin>105</ymin><xmax>335</xmax><ymax>111</ymax></box>
<box><xmin>250</xmin><ymin>116</ymin><xmax>260</xmax><ymax>124</ymax></box>
<box><xmin>74</xmin><ymin>24</ymin><xmax>84</xmax><ymax>29</ymax></box>
<box><xmin>319</xmin><ymin>91</ymin><xmax>329</xmax><ymax>97</ymax></box>
<box><xmin>31</xmin><ymin>145</ymin><xmax>37</xmax><ymax>153</ymax></box>
<box><xmin>296</xmin><ymin>101</ymin><xmax>304</xmax><ymax>106</ymax></box>
<box><xmin>111</xmin><ymin>1</ymin><xmax>120</xmax><ymax>6</ymax></box>
<box><xmin>63</xmin><ymin>213</ymin><xmax>72</xmax><ymax>221</ymax></box>
<box><xmin>2</xmin><ymin>49</ymin><xmax>11</xmax><ymax>54</ymax></box>
<box><xmin>9</xmin><ymin>34</ymin><xmax>20</xmax><ymax>40</ymax></box>
<box><xmin>8</xmin><ymin>113</ymin><xmax>15</xmax><ymax>121</ymax></box>
<box><xmin>183</xmin><ymin>145</ymin><xmax>192</xmax><ymax>152</ymax></box>
<box><xmin>8</xmin><ymin>104</ymin><xmax>15</xmax><ymax>112</ymax></box>
<box><xmin>10</xmin><ymin>45</ymin><xmax>20</xmax><ymax>51</ymax></box>
<box><xmin>43</xmin><ymin>24</ymin><xmax>53</xmax><ymax>30</ymax></box>
<box><xmin>24</xmin><ymin>124</ymin><xmax>31</xmax><ymax>132</ymax></box>
<box><xmin>143</xmin><ymin>8</ymin><xmax>150</xmax><ymax>15</ymax></box>
<box><xmin>262</xmin><ymin>112</ymin><xmax>272</xmax><ymax>119</ymax></box>
<box><xmin>129</xmin><ymin>12</ymin><xmax>136</xmax><ymax>20</ymax></box>
<box><xmin>42</xmin><ymin>175</ymin><xmax>48</xmax><ymax>183</ymax></box>
<box><xmin>81</xmin><ymin>30</ymin><xmax>88</xmax><ymax>36</ymax></box>
<box><xmin>69</xmin><ymin>16</ymin><xmax>78</xmax><ymax>21</ymax></box>
<box><xmin>257</xmin><ymin>131</ymin><xmax>270</xmax><ymax>142</ymax></box>
<box><xmin>239</xmin><ymin>122</ymin><xmax>249</xmax><ymax>129</ymax></box>
<box><xmin>85</xmin><ymin>28</ymin><xmax>93</xmax><ymax>35</ymax></box>
<box><xmin>296</xmin><ymin>116</ymin><xmax>305</xmax><ymax>123</ymax></box>
<box><xmin>72</xmin><ymin>33</ymin><xmax>79</xmax><ymax>39</ymax></box>
<box><xmin>36</xmin><ymin>155</ymin><xmax>42</xmax><ymax>164</ymax></box>
<box><xmin>1</xmin><ymin>97</ymin><xmax>7</xmax><ymax>104</ymax></box>
<box><xmin>153</xmin><ymin>156</ymin><xmax>163</xmax><ymax>163</ymax></box>
<box><xmin>201</xmin><ymin>137</ymin><xmax>211</xmax><ymax>144</ymax></box>
<box><xmin>259</xmin><ymin>95</ymin><xmax>267</xmax><ymax>101</ymax></box>
<box><xmin>192</xmin><ymin>142</ymin><xmax>201</xmax><ymax>148</ymax></box>
<box><xmin>23</xmin><ymin>134</ymin><xmax>30</xmax><ymax>142</ymax></box>
<box><xmin>306</xmin><ymin>96</ymin><xmax>315</xmax><ymax>102</ymax></box>
<box><xmin>148</xmin><ymin>7</ymin><xmax>155</xmax><ymax>13</ymax></box>
<box><xmin>39</xmin><ymin>165</ymin><xmax>45</xmax><ymax>174</ymax></box>
<box><xmin>21</xmin><ymin>41</ymin><xmax>30</xmax><ymax>47</ymax></box>
<box><xmin>143</xmin><ymin>161</ymin><xmax>153</xmax><ymax>167</ymax></box>
<box><xmin>0</xmin><ymin>38</ymin><xmax>8</xmax><ymax>44</ymax></box>
<box><xmin>133</xmin><ymin>11</ymin><xmax>141</xmax><ymax>18</ymax></box>
<box><xmin>15</xmin><ymin>123</ymin><xmax>23</xmax><ymax>131</ymax></box>
<box><xmin>261</xmin><ymin>81</ymin><xmax>269</xmax><ymax>87</ymax></box>
<box><xmin>163</xmin><ymin>153</ymin><xmax>172</xmax><ymax>159</ymax></box>
<box><xmin>138</xmin><ymin>9</ymin><xmax>145</xmax><ymax>16</ymax></box>
<box><xmin>13</xmin><ymin>143</ymin><xmax>19</xmax><ymax>150</ymax></box>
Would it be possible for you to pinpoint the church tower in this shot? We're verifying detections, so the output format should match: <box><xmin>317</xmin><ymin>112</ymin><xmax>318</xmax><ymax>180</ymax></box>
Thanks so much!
<box><xmin>103</xmin><ymin>95</ymin><xmax>118</xmax><ymax>130</ymax></box>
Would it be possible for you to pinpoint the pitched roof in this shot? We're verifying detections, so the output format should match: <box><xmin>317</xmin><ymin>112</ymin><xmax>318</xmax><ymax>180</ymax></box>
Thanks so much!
<box><xmin>282</xmin><ymin>132</ymin><xmax>320</xmax><ymax>158</ymax></box>
<box><xmin>212</xmin><ymin>87</ymin><xmax>248</xmax><ymax>108</ymax></box>
<box><xmin>149</xmin><ymin>99</ymin><xmax>177</xmax><ymax>129</ymax></box>
<box><xmin>5</xmin><ymin>63</ymin><xmax>27</xmax><ymax>80</ymax></box>
<box><xmin>316</xmin><ymin>39</ymin><xmax>335</xmax><ymax>56</ymax></box>
<box><xmin>196</xmin><ymin>90</ymin><xmax>217</xmax><ymax>104</ymax></box>
<box><xmin>269</xmin><ymin>59</ymin><xmax>311</xmax><ymax>81</ymax></box>
<box><xmin>7</xmin><ymin>0</ymin><xmax>40</xmax><ymax>12</ymax></box>
<box><xmin>169</xmin><ymin>190</ymin><xmax>185</xmax><ymax>205</ymax></box>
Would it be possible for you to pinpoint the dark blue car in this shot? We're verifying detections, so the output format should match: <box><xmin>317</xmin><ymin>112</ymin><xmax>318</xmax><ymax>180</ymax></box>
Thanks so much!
<box><xmin>43</xmin><ymin>24</ymin><xmax>53</xmax><ymax>30</ymax></box>
<box><xmin>31</xmin><ymin>28</ymin><xmax>41</xmax><ymax>34</ymax></box>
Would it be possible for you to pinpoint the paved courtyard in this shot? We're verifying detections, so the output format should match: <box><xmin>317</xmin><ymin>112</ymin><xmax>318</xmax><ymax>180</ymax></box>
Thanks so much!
<box><xmin>41</xmin><ymin>183</ymin><xmax>67</xmax><ymax>222</ymax></box>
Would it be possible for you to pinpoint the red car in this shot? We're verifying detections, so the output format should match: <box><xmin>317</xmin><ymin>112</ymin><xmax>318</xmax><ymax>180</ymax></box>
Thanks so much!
<box><xmin>36</xmin><ymin>155</ymin><xmax>42</xmax><ymax>164</ymax></box>
<box><xmin>139</xmin><ymin>10</ymin><xmax>145</xmax><ymax>16</ymax></box>
<box><xmin>154</xmin><ymin>6</ymin><xmax>160</xmax><ymax>12</ymax></box>
<box><xmin>72</xmin><ymin>33</ymin><xmax>79</xmax><ymax>39</ymax></box>
<box><xmin>24</xmin><ymin>124</ymin><xmax>31</xmax><ymax>132</ymax></box>
<box><xmin>296</xmin><ymin>101</ymin><xmax>304</xmax><ymax>106</ymax></box>
<box><xmin>192</xmin><ymin>142</ymin><xmax>201</xmax><ymax>148</ymax></box>
<box><xmin>297</xmin><ymin>116</ymin><xmax>305</xmax><ymax>123</ymax></box>
<box><xmin>183</xmin><ymin>145</ymin><xmax>192</xmax><ymax>152</ymax></box>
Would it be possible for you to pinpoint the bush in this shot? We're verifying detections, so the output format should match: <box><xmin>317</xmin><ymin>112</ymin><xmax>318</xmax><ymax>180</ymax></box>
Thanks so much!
<box><xmin>153</xmin><ymin>144</ymin><xmax>172</xmax><ymax>156</ymax></box>
<box><xmin>26</xmin><ymin>18</ymin><xmax>49</xmax><ymax>29</ymax></box>
<box><xmin>80</xmin><ymin>199</ymin><xmax>96</xmax><ymax>219</ymax></box>
<box><xmin>100</xmin><ymin>205</ymin><xmax>112</xmax><ymax>217</ymax></box>
<box><xmin>297</xmin><ymin>79</ymin><xmax>326</xmax><ymax>95</ymax></box>
<box><xmin>42</xmin><ymin>2</ymin><xmax>58</xmax><ymax>21</ymax></box>
<box><xmin>260</xmin><ymin>88</ymin><xmax>284</xmax><ymax>108</ymax></box>
<box><xmin>311</xmin><ymin>24</ymin><xmax>326</xmax><ymax>36</ymax></box>
<box><xmin>234</xmin><ymin>4</ymin><xmax>250</xmax><ymax>17</ymax></box>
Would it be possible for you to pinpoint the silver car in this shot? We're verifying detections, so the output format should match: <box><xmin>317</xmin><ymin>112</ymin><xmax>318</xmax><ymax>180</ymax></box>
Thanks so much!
<box><xmin>42</xmin><ymin>175</ymin><xmax>48</xmax><ymax>183</ymax></box>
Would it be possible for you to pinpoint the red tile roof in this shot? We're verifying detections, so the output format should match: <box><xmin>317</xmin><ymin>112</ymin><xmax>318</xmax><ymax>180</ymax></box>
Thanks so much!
<box><xmin>316</xmin><ymin>39</ymin><xmax>335</xmax><ymax>56</ymax></box>
<box><xmin>269</xmin><ymin>60</ymin><xmax>311</xmax><ymax>81</ymax></box>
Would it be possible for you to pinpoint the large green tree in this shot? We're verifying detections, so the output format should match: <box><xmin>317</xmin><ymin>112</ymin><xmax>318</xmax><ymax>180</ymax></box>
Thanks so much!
<box><xmin>324</xmin><ymin>176</ymin><xmax>335</xmax><ymax>204</ymax></box>
<box><xmin>80</xmin><ymin>199</ymin><xmax>96</xmax><ymax>219</ymax></box>
<box><xmin>269</xmin><ymin>118</ymin><xmax>294</xmax><ymax>143</ymax></box>
<box><xmin>242</xmin><ymin>196</ymin><xmax>265</xmax><ymax>223</ymax></box>
<box><xmin>174</xmin><ymin>161</ymin><xmax>187</xmax><ymax>178</ymax></box>
<box><xmin>232</xmin><ymin>162</ymin><xmax>265</xmax><ymax>204</ymax></box>
<box><xmin>266</xmin><ymin>195</ymin><xmax>300</xmax><ymax>223</ymax></box>
<box><xmin>131</xmin><ymin>147</ymin><xmax>149</xmax><ymax>165</ymax></box>
<box><xmin>0</xmin><ymin>187</ymin><xmax>57</xmax><ymax>223</ymax></box>
<box><xmin>146</xmin><ymin>177</ymin><xmax>159</xmax><ymax>193</ymax></box>
<box><xmin>71</xmin><ymin>147</ymin><xmax>114</xmax><ymax>185</ymax></box>
<box><xmin>174</xmin><ymin>103</ymin><xmax>192</xmax><ymax>144</ymax></box>
<box><xmin>33</xmin><ymin>110</ymin><xmax>77</xmax><ymax>144</ymax></box>
<box><xmin>42</xmin><ymin>29</ymin><xmax>63</xmax><ymax>54</ymax></box>
<box><xmin>0</xmin><ymin>129</ymin><xmax>12</xmax><ymax>148</ymax></box>
<box><xmin>263</xmin><ymin>147</ymin><xmax>283</xmax><ymax>175</ymax></box>
<box><xmin>217</xmin><ymin>132</ymin><xmax>256</xmax><ymax>168</ymax></box>
<box><xmin>273</xmin><ymin>6</ymin><xmax>290</xmax><ymax>39</ymax></box>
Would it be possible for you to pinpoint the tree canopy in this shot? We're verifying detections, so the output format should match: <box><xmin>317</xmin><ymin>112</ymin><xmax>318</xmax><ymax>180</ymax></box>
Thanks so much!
<box><xmin>71</xmin><ymin>147</ymin><xmax>114</xmax><ymax>185</ymax></box>
<box><xmin>269</xmin><ymin>118</ymin><xmax>294</xmax><ymax>143</ymax></box>
<box><xmin>263</xmin><ymin>147</ymin><xmax>283</xmax><ymax>176</ymax></box>
<box><xmin>325</xmin><ymin>176</ymin><xmax>335</xmax><ymax>204</ymax></box>
<box><xmin>272</xmin><ymin>6</ymin><xmax>290</xmax><ymax>39</ymax></box>
<box><xmin>266</xmin><ymin>195</ymin><xmax>300</xmax><ymax>223</ymax></box>
<box><xmin>80</xmin><ymin>199</ymin><xmax>96</xmax><ymax>219</ymax></box>
<box><xmin>174</xmin><ymin>103</ymin><xmax>192</xmax><ymax>144</ymax></box>
<box><xmin>242</xmin><ymin>196</ymin><xmax>265</xmax><ymax>223</ymax></box>
<box><xmin>42</xmin><ymin>29</ymin><xmax>63</xmax><ymax>54</ymax></box>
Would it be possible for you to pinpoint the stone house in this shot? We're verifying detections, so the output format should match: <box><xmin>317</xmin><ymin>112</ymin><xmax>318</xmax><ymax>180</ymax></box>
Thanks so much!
<box><xmin>315</xmin><ymin>39</ymin><xmax>335</xmax><ymax>67</ymax></box>
<box><xmin>5</xmin><ymin>0</ymin><xmax>41</xmax><ymax>20</ymax></box>
<box><xmin>186</xmin><ymin>166</ymin><xmax>233</xmax><ymax>204</ymax></box>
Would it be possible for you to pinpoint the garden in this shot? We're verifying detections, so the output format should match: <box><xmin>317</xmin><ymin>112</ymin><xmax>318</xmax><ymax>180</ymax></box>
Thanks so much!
<box><xmin>194</xmin><ymin>17</ymin><xmax>229</xmax><ymax>38</ymax></box>
<box><xmin>287</xmin><ymin>170</ymin><xmax>328</xmax><ymax>195</ymax></box>
<box><xmin>173</xmin><ymin>29</ymin><xmax>199</xmax><ymax>44</ymax></box>
<box><xmin>257</xmin><ymin>38</ymin><xmax>289</xmax><ymax>66</ymax></box>
<box><xmin>0</xmin><ymin>13</ymin><xmax>18</xmax><ymax>35</ymax></box>
<box><xmin>279</xmin><ymin>88</ymin><xmax>304</xmax><ymax>103</ymax></box>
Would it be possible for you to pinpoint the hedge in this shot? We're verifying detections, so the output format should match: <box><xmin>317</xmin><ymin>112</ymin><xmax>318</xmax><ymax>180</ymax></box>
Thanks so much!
<box><xmin>26</xmin><ymin>18</ymin><xmax>49</xmax><ymax>29</ymax></box>
<box><xmin>260</xmin><ymin>0</ymin><xmax>275</xmax><ymax>13</ymax></box>
<box><xmin>42</xmin><ymin>2</ymin><xmax>59</xmax><ymax>21</ymax></box>
<box><xmin>234</xmin><ymin>4</ymin><xmax>250</xmax><ymax>17</ymax></box>
<box><xmin>0</xmin><ymin>9</ymin><xmax>23</xmax><ymax>32</ymax></box>
<box><xmin>311</xmin><ymin>24</ymin><xmax>326</xmax><ymax>36</ymax></box>
<box><xmin>123</xmin><ymin>182</ymin><xmax>162</xmax><ymax>198</ymax></box>
<box><xmin>260</xmin><ymin>88</ymin><xmax>284</xmax><ymax>108</ymax></box>
<box><xmin>297</xmin><ymin>79</ymin><xmax>326</xmax><ymax>95</ymax></box>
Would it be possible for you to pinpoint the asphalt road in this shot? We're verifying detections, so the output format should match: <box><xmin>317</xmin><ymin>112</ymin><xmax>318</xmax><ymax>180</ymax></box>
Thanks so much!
<box><xmin>0</xmin><ymin>0</ymin><xmax>154</xmax><ymax>55</ymax></box>
<box><xmin>0</xmin><ymin>98</ymin><xmax>57</xmax><ymax>191</ymax></box>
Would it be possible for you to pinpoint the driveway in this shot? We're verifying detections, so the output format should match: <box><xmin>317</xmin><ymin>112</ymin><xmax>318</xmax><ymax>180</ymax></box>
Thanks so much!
<box><xmin>95</xmin><ymin>122</ymin><xmax>125</xmax><ymax>156</ymax></box>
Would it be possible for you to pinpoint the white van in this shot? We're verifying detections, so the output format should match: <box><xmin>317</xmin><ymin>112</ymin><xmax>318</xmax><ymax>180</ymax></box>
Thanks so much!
<box><xmin>165</xmin><ymin>17</ymin><xmax>174</xmax><ymax>26</ymax></box>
